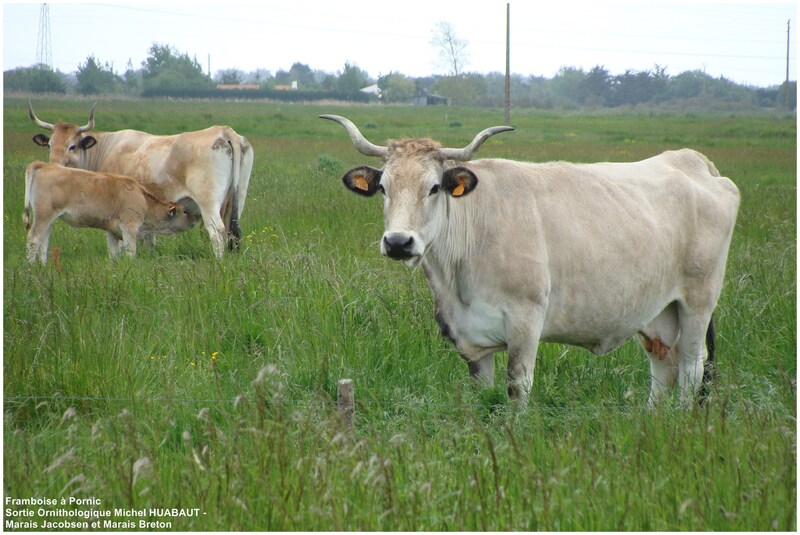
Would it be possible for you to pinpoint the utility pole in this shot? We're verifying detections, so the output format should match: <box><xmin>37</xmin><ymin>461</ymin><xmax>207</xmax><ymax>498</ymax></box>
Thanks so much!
<box><xmin>785</xmin><ymin>19</ymin><xmax>791</xmax><ymax>112</ymax></box>
<box><xmin>36</xmin><ymin>3</ymin><xmax>52</xmax><ymax>70</ymax></box>
<box><xmin>504</xmin><ymin>3</ymin><xmax>511</xmax><ymax>125</ymax></box>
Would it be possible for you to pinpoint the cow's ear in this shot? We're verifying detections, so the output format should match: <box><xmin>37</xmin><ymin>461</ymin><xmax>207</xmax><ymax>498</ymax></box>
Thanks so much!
<box><xmin>166</xmin><ymin>203</ymin><xmax>178</xmax><ymax>217</ymax></box>
<box><xmin>79</xmin><ymin>136</ymin><xmax>97</xmax><ymax>150</ymax></box>
<box><xmin>342</xmin><ymin>166</ymin><xmax>383</xmax><ymax>197</ymax></box>
<box><xmin>32</xmin><ymin>134</ymin><xmax>50</xmax><ymax>147</ymax></box>
<box><xmin>443</xmin><ymin>167</ymin><xmax>478</xmax><ymax>198</ymax></box>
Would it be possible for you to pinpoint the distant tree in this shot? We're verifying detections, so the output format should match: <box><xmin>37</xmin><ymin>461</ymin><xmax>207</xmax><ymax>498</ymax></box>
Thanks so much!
<box><xmin>141</xmin><ymin>44</ymin><xmax>175</xmax><ymax>79</ymax></box>
<box><xmin>141</xmin><ymin>43</ymin><xmax>211</xmax><ymax>93</ymax></box>
<box><xmin>583</xmin><ymin>65</ymin><xmax>611</xmax><ymax>106</ymax></box>
<box><xmin>123</xmin><ymin>59</ymin><xmax>140</xmax><ymax>94</ymax></box>
<box><xmin>245</xmin><ymin>69</ymin><xmax>271</xmax><ymax>85</ymax></box>
<box><xmin>662</xmin><ymin>70</ymin><xmax>709</xmax><ymax>100</ymax></box>
<box><xmin>611</xmin><ymin>66</ymin><xmax>669</xmax><ymax>107</ymax></box>
<box><xmin>780</xmin><ymin>81</ymin><xmax>797</xmax><ymax>110</ymax></box>
<box><xmin>216</xmin><ymin>69</ymin><xmax>245</xmax><ymax>84</ymax></box>
<box><xmin>551</xmin><ymin>67</ymin><xmax>587</xmax><ymax>106</ymax></box>
<box><xmin>708</xmin><ymin>75</ymin><xmax>752</xmax><ymax>102</ymax></box>
<box><xmin>273</xmin><ymin>68</ymin><xmax>291</xmax><ymax>85</ymax></box>
<box><xmin>378</xmin><ymin>72</ymin><xmax>416</xmax><ymax>103</ymax></box>
<box><xmin>76</xmin><ymin>55</ymin><xmax>121</xmax><ymax>95</ymax></box>
<box><xmin>483</xmin><ymin>72</ymin><xmax>537</xmax><ymax>108</ymax></box>
<box><xmin>336</xmin><ymin>62</ymin><xmax>370</xmax><ymax>93</ymax></box>
<box><xmin>525</xmin><ymin>75</ymin><xmax>556</xmax><ymax>109</ymax></box>
<box><xmin>320</xmin><ymin>73</ymin><xmax>337</xmax><ymax>91</ymax></box>
<box><xmin>288</xmin><ymin>63</ymin><xmax>317</xmax><ymax>88</ymax></box>
<box><xmin>431</xmin><ymin>21</ymin><xmax>469</xmax><ymax>76</ymax></box>
<box><xmin>6</xmin><ymin>66</ymin><xmax>68</xmax><ymax>94</ymax></box>
<box><xmin>431</xmin><ymin>73</ymin><xmax>487</xmax><ymax>106</ymax></box>
<box><xmin>4</xmin><ymin>66</ymin><xmax>36</xmax><ymax>92</ymax></box>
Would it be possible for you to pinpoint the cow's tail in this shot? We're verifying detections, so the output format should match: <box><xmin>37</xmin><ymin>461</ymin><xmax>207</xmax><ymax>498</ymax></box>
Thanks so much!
<box><xmin>698</xmin><ymin>314</ymin><xmax>716</xmax><ymax>406</ymax></box>
<box><xmin>223</xmin><ymin>128</ymin><xmax>243</xmax><ymax>251</ymax></box>
<box><xmin>22</xmin><ymin>162</ymin><xmax>40</xmax><ymax>230</ymax></box>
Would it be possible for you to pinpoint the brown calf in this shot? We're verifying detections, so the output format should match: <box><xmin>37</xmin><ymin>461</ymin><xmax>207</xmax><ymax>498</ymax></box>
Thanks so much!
<box><xmin>24</xmin><ymin>161</ymin><xmax>198</xmax><ymax>263</ymax></box>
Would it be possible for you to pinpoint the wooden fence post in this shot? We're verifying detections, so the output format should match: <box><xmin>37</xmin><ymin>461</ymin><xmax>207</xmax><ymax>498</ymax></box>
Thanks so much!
<box><xmin>337</xmin><ymin>378</ymin><xmax>354</xmax><ymax>433</ymax></box>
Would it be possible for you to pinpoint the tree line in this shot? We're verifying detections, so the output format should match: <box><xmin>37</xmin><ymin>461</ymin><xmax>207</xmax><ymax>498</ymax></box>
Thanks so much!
<box><xmin>5</xmin><ymin>43</ymin><xmax>795</xmax><ymax>111</ymax></box>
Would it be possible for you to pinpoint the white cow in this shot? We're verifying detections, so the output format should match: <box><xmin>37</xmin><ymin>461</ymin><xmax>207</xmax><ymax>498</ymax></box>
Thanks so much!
<box><xmin>321</xmin><ymin>114</ymin><xmax>740</xmax><ymax>407</ymax></box>
<box><xmin>29</xmin><ymin>101</ymin><xmax>253</xmax><ymax>258</ymax></box>
<box><xmin>24</xmin><ymin>161</ymin><xmax>198</xmax><ymax>262</ymax></box>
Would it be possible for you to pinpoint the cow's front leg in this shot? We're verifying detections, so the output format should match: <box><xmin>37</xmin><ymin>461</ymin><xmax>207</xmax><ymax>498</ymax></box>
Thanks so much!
<box><xmin>506</xmin><ymin>345</ymin><xmax>538</xmax><ymax>405</ymax></box>
<box><xmin>506</xmin><ymin>312</ymin><xmax>545</xmax><ymax>405</ymax></box>
<box><xmin>467</xmin><ymin>352</ymin><xmax>495</xmax><ymax>386</ymax></box>
<box><xmin>141</xmin><ymin>234</ymin><xmax>157</xmax><ymax>250</ymax></box>
<box><xmin>106</xmin><ymin>232</ymin><xmax>122</xmax><ymax>258</ymax></box>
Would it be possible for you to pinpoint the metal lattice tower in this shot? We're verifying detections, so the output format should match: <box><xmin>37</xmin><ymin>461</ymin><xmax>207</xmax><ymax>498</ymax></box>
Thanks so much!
<box><xmin>35</xmin><ymin>3</ymin><xmax>52</xmax><ymax>69</ymax></box>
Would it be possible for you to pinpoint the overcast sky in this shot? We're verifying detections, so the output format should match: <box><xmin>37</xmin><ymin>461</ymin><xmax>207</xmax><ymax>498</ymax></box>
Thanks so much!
<box><xmin>3</xmin><ymin>1</ymin><xmax>796</xmax><ymax>87</ymax></box>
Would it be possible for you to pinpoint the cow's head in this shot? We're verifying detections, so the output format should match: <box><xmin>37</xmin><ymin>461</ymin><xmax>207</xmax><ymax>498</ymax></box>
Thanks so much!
<box><xmin>29</xmin><ymin>101</ymin><xmax>98</xmax><ymax>167</ymax></box>
<box><xmin>321</xmin><ymin>114</ymin><xmax>513</xmax><ymax>267</ymax></box>
<box><xmin>148</xmin><ymin>198</ymin><xmax>200</xmax><ymax>235</ymax></box>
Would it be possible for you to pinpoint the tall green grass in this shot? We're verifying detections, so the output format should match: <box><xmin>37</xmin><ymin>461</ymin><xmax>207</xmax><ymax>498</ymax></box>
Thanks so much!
<box><xmin>3</xmin><ymin>97</ymin><xmax>795</xmax><ymax>530</ymax></box>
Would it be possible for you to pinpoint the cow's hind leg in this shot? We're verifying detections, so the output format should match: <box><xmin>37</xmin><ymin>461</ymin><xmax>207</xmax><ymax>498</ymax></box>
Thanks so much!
<box><xmin>197</xmin><ymin>203</ymin><xmax>226</xmax><ymax>258</ymax></box>
<box><xmin>26</xmin><ymin>217</ymin><xmax>56</xmax><ymax>264</ymax></box>
<box><xmin>638</xmin><ymin>302</ymin><xmax>681</xmax><ymax>408</ymax></box>
<box><xmin>220</xmin><ymin>196</ymin><xmax>241</xmax><ymax>251</ymax></box>
<box><xmin>676</xmin><ymin>303</ymin><xmax>715</xmax><ymax>406</ymax></box>
<box><xmin>699</xmin><ymin>315</ymin><xmax>716</xmax><ymax>405</ymax></box>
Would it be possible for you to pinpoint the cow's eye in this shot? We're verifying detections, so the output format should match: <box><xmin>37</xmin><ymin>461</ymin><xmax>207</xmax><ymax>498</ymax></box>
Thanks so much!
<box><xmin>68</xmin><ymin>145</ymin><xmax>76</xmax><ymax>152</ymax></box>
<box><xmin>429</xmin><ymin>184</ymin><xmax>441</xmax><ymax>195</ymax></box>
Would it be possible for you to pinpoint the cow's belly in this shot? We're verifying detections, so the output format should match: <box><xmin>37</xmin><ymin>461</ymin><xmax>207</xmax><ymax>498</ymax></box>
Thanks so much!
<box><xmin>541</xmin><ymin>330</ymin><xmax>633</xmax><ymax>356</ymax></box>
<box><xmin>541</xmin><ymin>298</ymin><xmax>674</xmax><ymax>356</ymax></box>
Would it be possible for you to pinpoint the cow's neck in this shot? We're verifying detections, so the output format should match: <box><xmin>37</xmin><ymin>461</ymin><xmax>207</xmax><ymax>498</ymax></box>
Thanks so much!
<box><xmin>78</xmin><ymin>132</ymin><xmax>112</xmax><ymax>171</ymax></box>
<box><xmin>422</xmin><ymin>196</ymin><xmax>478</xmax><ymax>302</ymax></box>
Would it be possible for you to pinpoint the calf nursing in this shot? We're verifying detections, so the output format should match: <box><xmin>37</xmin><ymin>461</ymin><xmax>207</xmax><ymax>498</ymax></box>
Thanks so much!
<box><xmin>24</xmin><ymin>161</ymin><xmax>198</xmax><ymax>263</ymax></box>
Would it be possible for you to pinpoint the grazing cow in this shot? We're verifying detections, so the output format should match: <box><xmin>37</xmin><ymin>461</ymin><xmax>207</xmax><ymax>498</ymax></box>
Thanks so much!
<box><xmin>23</xmin><ymin>161</ymin><xmax>198</xmax><ymax>263</ymax></box>
<box><xmin>28</xmin><ymin>101</ymin><xmax>253</xmax><ymax>258</ymax></box>
<box><xmin>321</xmin><ymin>114</ymin><xmax>740</xmax><ymax>407</ymax></box>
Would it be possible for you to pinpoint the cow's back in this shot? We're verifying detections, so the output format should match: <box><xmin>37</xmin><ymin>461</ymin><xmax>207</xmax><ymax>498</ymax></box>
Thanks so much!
<box><xmin>91</xmin><ymin>126</ymin><xmax>239</xmax><ymax>197</ymax></box>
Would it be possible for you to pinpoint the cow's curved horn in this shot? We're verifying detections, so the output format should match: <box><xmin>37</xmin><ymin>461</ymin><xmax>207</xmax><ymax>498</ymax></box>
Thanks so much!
<box><xmin>319</xmin><ymin>114</ymin><xmax>388</xmax><ymax>158</ymax></box>
<box><xmin>28</xmin><ymin>100</ymin><xmax>54</xmax><ymax>131</ymax></box>
<box><xmin>440</xmin><ymin>126</ymin><xmax>515</xmax><ymax>161</ymax></box>
<box><xmin>77</xmin><ymin>102</ymin><xmax>97</xmax><ymax>134</ymax></box>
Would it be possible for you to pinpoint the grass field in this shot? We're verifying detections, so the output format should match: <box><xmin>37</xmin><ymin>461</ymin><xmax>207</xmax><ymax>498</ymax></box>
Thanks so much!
<box><xmin>3</xmin><ymin>97</ymin><xmax>796</xmax><ymax>530</ymax></box>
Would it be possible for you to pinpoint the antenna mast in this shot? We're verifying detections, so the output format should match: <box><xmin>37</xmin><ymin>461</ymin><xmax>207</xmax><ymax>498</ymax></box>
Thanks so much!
<box><xmin>786</xmin><ymin>19</ymin><xmax>791</xmax><ymax>112</ymax></box>
<box><xmin>504</xmin><ymin>3</ymin><xmax>511</xmax><ymax>125</ymax></box>
<box><xmin>36</xmin><ymin>3</ymin><xmax>52</xmax><ymax>70</ymax></box>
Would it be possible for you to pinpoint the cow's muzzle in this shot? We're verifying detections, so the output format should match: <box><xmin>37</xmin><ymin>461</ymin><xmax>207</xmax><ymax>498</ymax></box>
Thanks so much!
<box><xmin>382</xmin><ymin>232</ymin><xmax>419</xmax><ymax>261</ymax></box>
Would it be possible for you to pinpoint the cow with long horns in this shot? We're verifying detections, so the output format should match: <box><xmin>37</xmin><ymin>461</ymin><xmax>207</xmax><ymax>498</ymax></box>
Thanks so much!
<box><xmin>29</xmin><ymin>102</ymin><xmax>253</xmax><ymax>258</ymax></box>
<box><xmin>321</xmin><ymin>114</ymin><xmax>739</xmax><ymax>407</ymax></box>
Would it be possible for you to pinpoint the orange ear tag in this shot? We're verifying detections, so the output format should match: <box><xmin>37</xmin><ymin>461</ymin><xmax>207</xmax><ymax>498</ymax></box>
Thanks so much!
<box><xmin>451</xmin><ymin>177</ymin><xmax>466</xmax><ymax>197</ymax></box>
<box><xmin>354</xmin><ymin>175</ymin><xmax>370</xmax><ymax>192</ymax></box>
